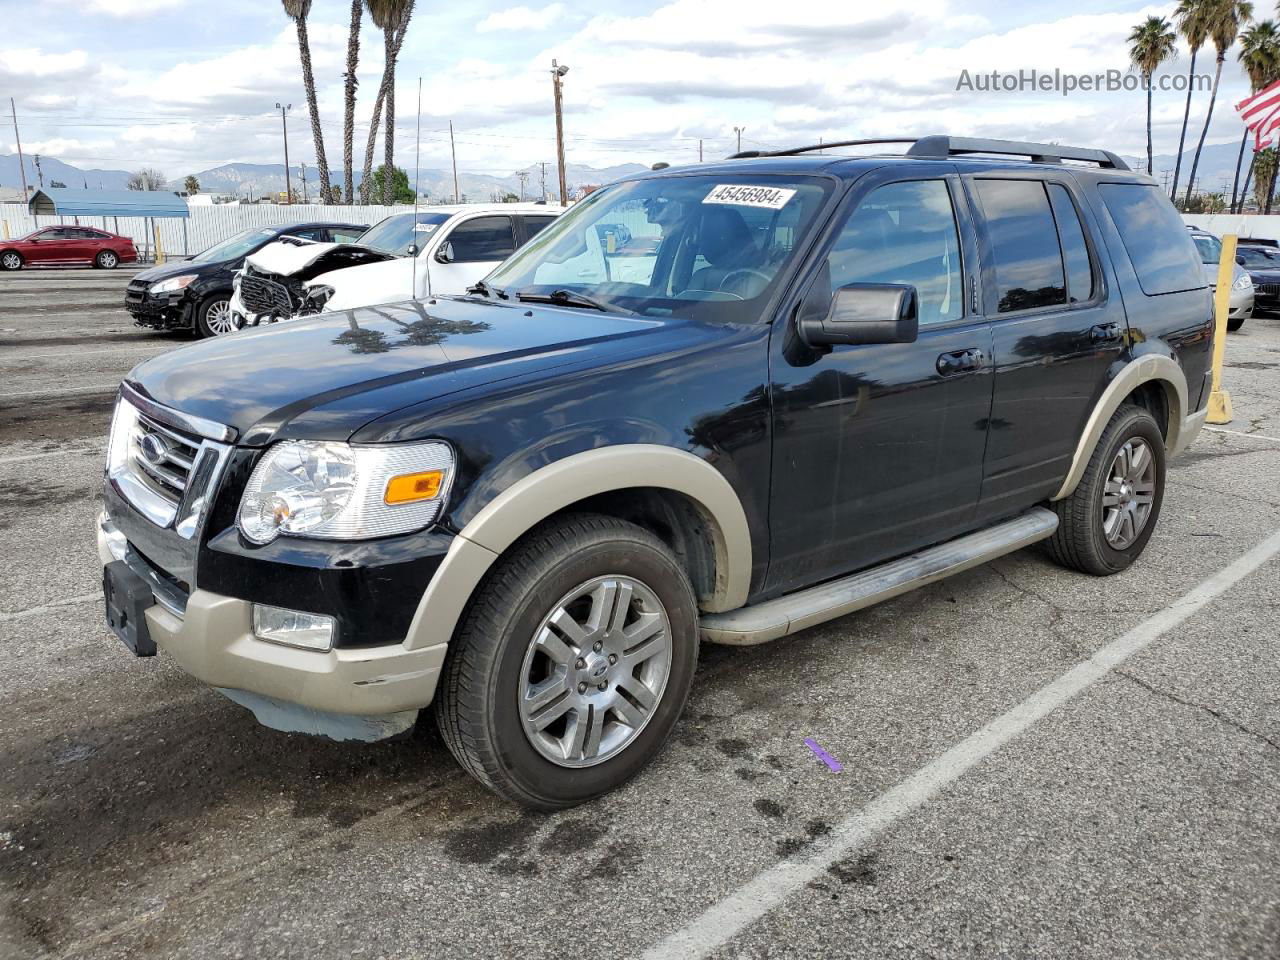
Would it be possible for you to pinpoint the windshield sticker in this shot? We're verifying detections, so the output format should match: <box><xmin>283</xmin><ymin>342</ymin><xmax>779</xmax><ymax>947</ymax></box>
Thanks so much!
<box><xmin>703</xmin><ymin>184</ymin><xmax>796</xmax><ymax>210</ymax></box>
<box><xmin>414</xmin><ymin>223</ymin><xmax>439</xmax><ymax>232</ymax></box>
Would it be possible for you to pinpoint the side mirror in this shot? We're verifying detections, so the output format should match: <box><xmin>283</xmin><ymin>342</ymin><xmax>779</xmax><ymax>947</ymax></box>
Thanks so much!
<box><xmin>1236</xmin><ymin>256</ymin><xmax>1246</xmax><ymax>265</ymax></box>
<box><xmin>406</xmin><ymin>244</ymin><xmax>419</xmax><ymax>256</ymax></box>
<box><xmin>798</xmin><ymin>282</ymin><xmax>919</xmax><ymax>348</ymax></box>
<box><xmin>434</xmin><ymin>241</ymin><xmax>454</xmax><ymax>264</ymax></box>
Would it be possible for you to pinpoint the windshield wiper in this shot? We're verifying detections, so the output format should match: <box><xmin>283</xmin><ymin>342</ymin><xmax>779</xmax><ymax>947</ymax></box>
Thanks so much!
<box><xmin>466</xmin><ymin>280</ymin><xmax>508</xmax><ymax>300</ymax></box>
<box><xmin>516</xmin><ymin>289</ymin><xmax>629</xmax><ymax>314</ymax></box>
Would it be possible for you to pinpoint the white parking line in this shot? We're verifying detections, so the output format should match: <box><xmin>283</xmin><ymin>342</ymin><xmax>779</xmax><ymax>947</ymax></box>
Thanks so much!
<box><xmin>0</xmin><ymin>384</ymin><xmax>118</xmax><ymax>400</ymax></box>
<box><xmin>0</xmin><ymin>593</ymin><xmax>102</xmax><ymax>623</ymax></box>
<box><xmin>0</xmin><ymin>438</ymin><xmax>107</xmax><ymax>465</ymax></box>
<box><xmin>641</xmin><ymin>527</ymin><xmax>1280</xmax><ymax>960</ymax></box>
<box><xmin>1204</xmin><ymin>426</ymin><xmax>1280</xmax><ymax>444</ymax></box>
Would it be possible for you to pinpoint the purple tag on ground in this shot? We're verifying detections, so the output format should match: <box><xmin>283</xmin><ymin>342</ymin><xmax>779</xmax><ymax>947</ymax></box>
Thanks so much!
<box><xmin>803</xmin><ymin>737</ymin><xmax>843</xmax><ymax>773</ymax></box>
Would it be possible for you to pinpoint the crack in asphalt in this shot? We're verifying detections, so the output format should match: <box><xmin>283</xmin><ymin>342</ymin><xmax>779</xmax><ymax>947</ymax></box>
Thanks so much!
<box><xmin>1115</xmin><ymin>669</ymin><xmax>1280</xmax><ymax>756</ymax></box>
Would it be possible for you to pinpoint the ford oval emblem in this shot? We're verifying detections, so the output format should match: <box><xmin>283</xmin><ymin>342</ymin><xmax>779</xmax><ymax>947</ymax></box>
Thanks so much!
<box><xmin>139</xmin><ymin>432</ymin><xmax>169</xmax><ymax>467</ymax></box>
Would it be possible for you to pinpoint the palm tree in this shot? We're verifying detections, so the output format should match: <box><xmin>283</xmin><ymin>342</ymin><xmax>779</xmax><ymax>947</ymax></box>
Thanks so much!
<box><xmin>1185</xmin><ymin>0</ymin><xmax>1254</xmax><ymax>207</ymax></box>
<box><xmin>1129</xmin><ymin>17</ymin><xmax>1178</xmax><ymax>175</ymax></box>
<box><xmin>1233</xmin><ymin>20</ymin><xmax>1280</xmax><ymax>211</ymax></box>
<box><xmin>342</xmin><ymin>0</ymin><xmax>362</xmax><ymax>205</ymax></box>
<box><xmin>282</xmin><ymin>0</ymin><xmax>334</xmax><ymax>203</ymax></box>
<box><xmin>361</xmin><ymin>0</ymin><xmax>415</xmax><ymax>204</ymax></box>
<box><xmin>1172</xmin><ymin>0</ymin><xmax>1213</xmax><ymax>199</ymax></box>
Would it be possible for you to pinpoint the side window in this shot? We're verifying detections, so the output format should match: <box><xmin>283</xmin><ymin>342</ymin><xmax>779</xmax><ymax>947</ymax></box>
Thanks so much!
<box><xmin>329</xmin><ymin>227</ymin><xmax>365</xmax><ymax>244</ymax></box>
<box><xmin>287</xmin><ymin>227</ymin><xmax>326</xmax><ymax>242</ymax></box>
<box><xmin>45</xmin><ymin>228</ymin><xmax>75</xmax><ymax>239</ymax></box>
<box><xmin>828</xmin><ymin>179</ymin><xmax>963</xmax><ymax>326</ymax></box>
<box><xmin>447</xmin><ymin>216</ymin><xmax>516</xmax><ymax>262</ymax></box>
<box><xmin>974</xmin><ymin>179</ymin><xmax>1066</xmax><ymax>313</ymax></box>
<box><xmin>522</xmin><ymin>216</ymin><xmax>557</xmax><ymax>242</ymax></box>
<box><xmin>1046</xmin><ymin>184</ymin><xmax>1095</xmax><ymax>303</ymax></box>
<box><xmin>1099</xmin><ymin>183</ymin><xmax>1203</xmax><ymax>296</ymax></box>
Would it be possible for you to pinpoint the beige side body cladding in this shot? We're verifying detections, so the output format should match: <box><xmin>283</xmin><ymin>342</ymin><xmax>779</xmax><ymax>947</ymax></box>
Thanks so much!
<box><xmin>402</xmin><ymin>444</ymin><xmax>752</xmax><ymax>652</ymax></box>
<box><xmin>1051</xmin><ymin>355</ymin><xmax>1199</xmax><ymax>502</ymax></box>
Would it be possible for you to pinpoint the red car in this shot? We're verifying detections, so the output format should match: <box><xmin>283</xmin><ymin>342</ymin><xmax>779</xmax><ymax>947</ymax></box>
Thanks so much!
<box><xmin>1</xmin><ymin>225</ymin><xmax>137</xmax><ymax>270</ymax></box>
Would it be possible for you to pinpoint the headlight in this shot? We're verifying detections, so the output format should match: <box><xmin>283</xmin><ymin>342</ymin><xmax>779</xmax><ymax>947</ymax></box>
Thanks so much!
<box><xmin>301</xmin><ymin>283</ymin><xmax>335</xmax><ymax>313</ymax></box>
<box><xmin>237</xmin><ymin>440</ymin><xmax>454</xmax><ymax>544</ymax></box>
<box><xmin>1233</xmin><ymin>273</ymin><xmax>1253</xmax><ymax>290</ymax></box>
<box><xmin>152</xmin><ymin>274</ymin><xmax>197</xmax><ymax>294</ymax></box>
<box><xmin>232</xmin><ymin>272</ymin><xmax>242</xmax><ymax>290</ymax></box>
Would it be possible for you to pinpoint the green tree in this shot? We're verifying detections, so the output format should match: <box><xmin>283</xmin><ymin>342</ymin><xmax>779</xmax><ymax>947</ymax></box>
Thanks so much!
<box><xmin>1234</xmin><ymin>20</ymin><xmax>1280</xmax><ymax>210</ymax></box>
<box><xmin>368</xmin><ymin>164</ymin><xmax>415</xmax><ymax>203</ymax></box>
<box><xmin>1185</xmin><ymin>0</ymin><xmax>1254</xmax><ymax>206</ymax></box>
<box><xmin>361</xmin><ymin>0</ymin><xmax>416</xmax><ymax>204</ymax></box>
<box><xmin>1172</xmin><ymin>0</ymin><xmax>1213</xmax><ymax>198</ymax></box>
<box><xmin>183</xmin><ymin>174</ymin><xmax>200</xmax><ymax>195</ymax></box>
<box><xmin>1253</xmin><ymin>145</ymin><xmax>1277</xmax><ymax>209</ymax></box>
<box><xmin>282</xmin><ymin>0</ymin><xmax>333</xmax><ymax>203</ymax></box>
<box><xmin>1129</xmin><ymin>16</ymin><xmax>1178</xmax><ymax>175</ymax></box>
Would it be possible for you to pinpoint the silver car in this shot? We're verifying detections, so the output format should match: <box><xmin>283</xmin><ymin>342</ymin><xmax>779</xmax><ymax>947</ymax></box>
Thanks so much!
<box><xmin>1189</xmin><ymin>228</ymin><xmax>1253</xmax><ymax>330</ymax></box>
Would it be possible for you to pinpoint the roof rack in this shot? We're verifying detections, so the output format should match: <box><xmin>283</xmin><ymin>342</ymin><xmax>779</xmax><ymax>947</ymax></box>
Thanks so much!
<box><xmin>728</xmin><ymin>135</ymin><xmax>1130</xmax><ymax>171</ymax></box>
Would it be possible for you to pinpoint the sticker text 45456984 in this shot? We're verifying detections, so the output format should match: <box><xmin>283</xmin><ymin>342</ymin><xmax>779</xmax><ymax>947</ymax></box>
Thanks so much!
<box><xmin>702</xmin><ymin>184</ymin><xmax>797</xmax><ymax>210</ymax></box>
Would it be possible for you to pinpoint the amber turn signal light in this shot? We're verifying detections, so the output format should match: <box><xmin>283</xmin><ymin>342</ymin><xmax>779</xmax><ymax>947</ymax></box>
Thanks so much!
<box><xmin>384</xmin><ymin>470</ymin><xmax>445</xmax><ymax>505</ymax></box>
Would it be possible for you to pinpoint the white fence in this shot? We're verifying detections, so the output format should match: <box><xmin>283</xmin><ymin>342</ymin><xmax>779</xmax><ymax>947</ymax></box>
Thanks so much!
<box><xmin>1180</xmin><ymin>213</ymin><xmax>1280</xmax><ymax>241</ymax></box>
<box><xmin>0</xmin><ymin>203</ymin><xmax>420</xmax><ymax>260</ymax></box>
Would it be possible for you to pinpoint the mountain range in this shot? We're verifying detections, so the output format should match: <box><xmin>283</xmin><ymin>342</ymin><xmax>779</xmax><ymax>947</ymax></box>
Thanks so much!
<box><xmin>0</xmin><ymin>139</ymin><xmax>1263</xmax><ymax>203</ymax></box>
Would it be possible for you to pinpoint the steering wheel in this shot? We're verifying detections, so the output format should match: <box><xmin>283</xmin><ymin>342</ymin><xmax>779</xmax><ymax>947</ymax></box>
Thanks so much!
<box><xmin>721</xmin><ymin>267</ymin><xmax>772</xmax><ymax>298</ymax></box>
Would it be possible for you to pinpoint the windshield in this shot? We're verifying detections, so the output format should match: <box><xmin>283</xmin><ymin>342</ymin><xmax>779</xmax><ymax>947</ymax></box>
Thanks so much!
<box><xmin>1193</xmin><ymin>234</ymin><xmax>1222</xmax><ymax>264</ymax></box>
<box><xmin>192</xmin><ymin>227</ymin><xmax>278</xmax><ymax>263</ymax></box>
<box><xmin>358</xmin><ymin>212</ymin><xmax>451</xmax><ymax>256</ymax></box>
<box><xmin>486</xmin><ymin>175</ymin><xmax>832</xmax><ymax>319</ymax></box>
<box><xmin>1237</xmin><ymin>245</ymin><xmax>1279</xmax><ymax>267</ymax></box>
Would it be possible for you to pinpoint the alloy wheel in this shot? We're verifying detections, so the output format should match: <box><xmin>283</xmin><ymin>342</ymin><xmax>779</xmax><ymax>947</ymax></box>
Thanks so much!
<box><xmin>1102</xmin><ymin>437</ymin><xmax>1156</xmax><ymax>549</ymax></box>
<box><xmin>1</xmin><ymin>253</ymin><xmax>20</xmax><ymax>270</ymax></box>
<box><xmin>205</xmin><ymin>300</ymin><xmax>238</xmax><ymax>335</ymax></box>
<box><xmin>517</xmin><ymin>575</ymin><xmax>672</xmax><ymax>768</ymax></box>
<box><xmin>99</xmin><ymin>252</ymin><xmax>118</xmax><ymax>268</ymax></box>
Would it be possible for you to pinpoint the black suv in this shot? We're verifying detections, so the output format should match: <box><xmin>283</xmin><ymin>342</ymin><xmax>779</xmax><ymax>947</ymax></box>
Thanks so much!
<box><xmin>99</xmin><ymin>136</ymin><xmax>1212</xmax><ymax>809</ymax></box>
<box><xmin>124</xmin><ymin>221</ymin><xmax>367</xmax><ymax>337</ymax></box>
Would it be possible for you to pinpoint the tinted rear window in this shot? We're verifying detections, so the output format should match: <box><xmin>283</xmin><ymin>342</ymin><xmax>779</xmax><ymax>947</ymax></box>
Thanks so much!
<box><xmin>1099</xmin><ymin>183</ymin><xmax>1204</xmax><ymax>295</ymax></box>
<box><xmin>974</xmin><ymin>179</ymin><xmax>1066</xmax><ymax>313</ymax></box>
<box><xmin>1047</xmin><ymin>184</ymin><xmax>1095</xmax><ymax>303</ymax></box>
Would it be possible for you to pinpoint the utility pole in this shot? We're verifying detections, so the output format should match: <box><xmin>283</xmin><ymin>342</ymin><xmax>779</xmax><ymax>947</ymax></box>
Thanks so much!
<box><xmin>33</xmin><ymin>153</ymin><xmax>43</xmax><ymax>188</ymax></box>
<box><xmin>9</xmin><ymin>98</ymin><xmax>28</xmax><ymax>199</ymax></box>
<box><xmin>300</xmin><ymin>161</ymin><xmax>308</xmax><ymax>204</ymax></box>
<box><xmin>449</xmin><ymin>121</ymin><xmax>460</xmax><ymax>204</ymax></box>
<box><xmin>275</xmin><ymin>102</ymin><xmax>292</xmax><ymax>204</ymax></box>
<box><xmin>540</xmin><ymin>162</ymin><xmax>548</xmax><ymax>202</ymax></box>
<box><xmin>517</xmin><ymin>170</ymin><xmax>529</xmax><ymax>201</ymax></box>
<box><xmin>551</xmin><ymin>60</ymin><xmax>569</xmax><ymax>205</ymax></box>
<box><xmin>734</xmin><ymin>126</ymin><xmax>745</xmax><ymax>153</ymax></box>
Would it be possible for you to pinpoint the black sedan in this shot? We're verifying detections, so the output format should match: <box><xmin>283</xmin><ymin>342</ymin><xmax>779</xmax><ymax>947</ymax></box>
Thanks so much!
<box><xmin>1235</xmin><ymin>243</ymin><xmax>1280</xmax><ymax>314</ymax></box>
<box><xmin>124</xmin><ymin>221</ymin><xmax>367</xmax><ymax>337</ymax></box>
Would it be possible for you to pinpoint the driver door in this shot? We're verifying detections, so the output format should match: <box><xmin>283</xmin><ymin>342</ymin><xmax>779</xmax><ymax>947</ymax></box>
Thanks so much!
<box><xmin>766</xmin><ymin>172</ymin><xmax>995</xmax><ymax>594</ymax></box>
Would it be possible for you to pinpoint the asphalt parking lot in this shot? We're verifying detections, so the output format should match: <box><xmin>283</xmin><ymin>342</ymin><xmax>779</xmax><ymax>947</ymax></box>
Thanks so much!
<box><xmin>1</xmin><ymin>267</ymin><xmax>1278</xmax><ymax>960</ymax></box>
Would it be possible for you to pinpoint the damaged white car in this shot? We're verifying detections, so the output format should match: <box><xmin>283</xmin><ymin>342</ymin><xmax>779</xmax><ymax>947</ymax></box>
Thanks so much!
<box><xmin>228</xmin><ymin>204</ymin><xmax>562</xmax><ymax>327</ymax></box>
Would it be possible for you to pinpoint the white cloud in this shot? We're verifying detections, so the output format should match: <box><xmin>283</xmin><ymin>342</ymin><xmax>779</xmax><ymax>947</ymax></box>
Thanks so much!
<box><xmin>48</xmin><ymin>0</ymin><xmax>185</xmax><ymax>17</ymax></box>
<box><xmin>477</xmin><ymin>3</ymin><xmax>565</xmax><ymax>33</ymax></box>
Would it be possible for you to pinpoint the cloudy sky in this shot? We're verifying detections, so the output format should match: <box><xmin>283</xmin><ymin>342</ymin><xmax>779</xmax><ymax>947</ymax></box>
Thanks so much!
<box><xmin>0</xmin><ymin>0</ymin><xmax>1261</xmax><ymax>180</ymax></box>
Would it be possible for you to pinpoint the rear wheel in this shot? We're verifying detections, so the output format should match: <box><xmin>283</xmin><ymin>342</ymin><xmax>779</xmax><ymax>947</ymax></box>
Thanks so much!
<box><xmin>436</xmin><ymin>513</ymin><xmax>699</xmax><ymax>809</ymax></box>
<box><xmin>0</xmin><ymin>251</ymin><xmax>22</xmax><ymax>271</ymax></box>
<box><xmin>195</xmin><ymin>295</ymin><xmax>238</xmax><ymax>338</ymax></box>
<box><xmin>95</xmin><ymin>250</ymin><xmax>119</xmax><ymax>269</ymax></box>
<box><xmin>1046</xmin><ymin>404</ymin><xmax>1165</xmax><ymax>576</ymax></box>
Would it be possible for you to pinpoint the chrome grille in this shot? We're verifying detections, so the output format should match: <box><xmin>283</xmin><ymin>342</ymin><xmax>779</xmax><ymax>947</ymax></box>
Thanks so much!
<box><xmin>240</xmin><ymin>271</ymin><xmax>296</xmax><ymax>316</ymax></box>
<box><xmin>128</xmin><ymin>413</ymin><xmax>201</xmax><ymax>508</ymax></box>
<box><xmin>1255</xmin><ymin>282</ymin><xmax>1280</xmax><ymax>297</ymax></box>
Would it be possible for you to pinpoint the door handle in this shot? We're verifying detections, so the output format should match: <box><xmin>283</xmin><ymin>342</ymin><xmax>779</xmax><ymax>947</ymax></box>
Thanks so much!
<box><xmin>937</xmin><ymin>349</ymin><xmax>984</xmax><ymax>375</ymax></box>
<box><xmin>1090</xmin><ymin>322</ymin><xmax>1122</xmax><ymax>343</ymax></box>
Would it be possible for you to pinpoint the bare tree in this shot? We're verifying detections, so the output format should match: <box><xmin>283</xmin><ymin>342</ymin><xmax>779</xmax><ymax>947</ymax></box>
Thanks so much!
<box><xmin>360</xmin><ymin>0</ymin><xmax>415</xmax><ymax>204</ymax></box>
<box><xmin>127</xmin><ymin>168</ymin><xmax>168</xmax><ymax>191</ymax></box>
<box><xmin>282</xmin><ymin>0</ymin><xmax>333</xmax><ymax>203</ymax></box>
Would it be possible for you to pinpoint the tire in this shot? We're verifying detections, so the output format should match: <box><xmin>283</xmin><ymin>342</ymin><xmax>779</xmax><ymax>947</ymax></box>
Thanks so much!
<box><xmin>1046</xmin><ymin>404</ymin><xmax>1166</xmax><ymax>576</ymax></box>
<box><xmin>1227</xmin><ymin>316</ymin><xmax>1245</xmax><ymax>331</ymax></box>
<box><xmin>0</xmin><ymin>251</ymin><xmax>22</xmax><ymax>271</ymax></box>
<box><xmin>436</xmin><ymin>513</ymin><xmax>699</xmax><ymax>810</ymax></box>
<box><xmin>195</xmin><ymin>294</ymin><xmax>238</xmax><ymax>338</ymax></box>
<box><xmin>95</xmin><ymin>250</ymin><xmax>119</xmax><ymax>269</ymax></box>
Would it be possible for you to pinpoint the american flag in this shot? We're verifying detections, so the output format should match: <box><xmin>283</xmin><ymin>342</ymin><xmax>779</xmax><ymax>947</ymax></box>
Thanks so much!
<box><xmin>1237</xmin><ymin>78</ymin><xmax>1280</xmax><ymax>150</ymax></box>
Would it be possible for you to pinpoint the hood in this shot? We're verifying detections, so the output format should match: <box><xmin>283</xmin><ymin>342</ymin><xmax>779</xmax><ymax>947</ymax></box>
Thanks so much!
<box><xmin>125</xmin><ymin>296</ymin><xmax>671</xmax><ymax>445</ymax></box>
<box><xmin>311</xmin><ymin>256</ymin><xmax>419</xmax><ymax>310</ymax></box>
<box><xmin>132</xmin><ymin>259</ymin><xmax>225</xmax><ymax>283</ymax></box>
<box><xmin>1203</xmin><ymin>261</ymin><xmax>1248</xmax><ymax>286</ymax></box>
<box><xmin>245</xmin><ymin>239</ymin><xmax>395</xmax><ymax>277</ymax></box>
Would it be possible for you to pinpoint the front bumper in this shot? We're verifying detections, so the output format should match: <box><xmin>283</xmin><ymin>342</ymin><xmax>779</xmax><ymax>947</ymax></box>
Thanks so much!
<box><xmin>1229</xmin><ymin>286</ymin><xmax>1254</xmax><ymax>320</ymax></box>
<box><xmin>124</xmin><ymin>284</ymin><xmax>195</xmax><ymax>329</ymax></box>
<box><xmin>99</xmin><ymin>515</ymin><xmax>449</xmax><ymax>732</ymax></box>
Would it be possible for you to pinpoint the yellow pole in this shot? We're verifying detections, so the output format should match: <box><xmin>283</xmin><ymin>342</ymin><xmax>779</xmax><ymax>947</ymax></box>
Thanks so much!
<box><xmin>1207</xmin><ymin>233</ymin><xmax>1235</xmax><ymax>424</ymax></box>
<box><xmin>154</xmin><ymin>222</ymin><xmax>165</xmax><ymax>265</ymax></box>
<box><xmin>2</xmin><ymin>220</ymin><xmax>7</xmax><ymax>240</ymax></box>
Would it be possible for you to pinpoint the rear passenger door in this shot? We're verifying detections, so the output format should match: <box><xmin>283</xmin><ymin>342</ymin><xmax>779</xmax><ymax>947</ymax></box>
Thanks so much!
<box><xmin>518</xmin><ymin>215</ymin><xmax>558</xmax><ymax>245</ymax></box>
<box><xmin>966</xmin><ymin>175</ymin><xmax>1126</xmax><ymax>523</ymax></box>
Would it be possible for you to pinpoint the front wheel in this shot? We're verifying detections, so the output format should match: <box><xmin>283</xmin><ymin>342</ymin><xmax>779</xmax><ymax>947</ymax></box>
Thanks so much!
<box><xmin>95</xmin><ymin>250</ymin><xmax>119</xmax><ymax>269</ymax></box>
<box><xmin>195</xmin><ymin>295</ymin><xmax>238</xmax><ymax>338</ymax></box>
<box><xmin>1046</xmin><ymin>404</ymin><xmax>1166</xmax><ymax>576</ymax></box>
<box><xmin>1</xmin><ymin>251</ymin><xmax>22</xmax><ymax>271</ymax></box>
<box><xmin>436</xmin><ymin>513</ymin><xmax>699</xmax><ymax>809</ymax></box>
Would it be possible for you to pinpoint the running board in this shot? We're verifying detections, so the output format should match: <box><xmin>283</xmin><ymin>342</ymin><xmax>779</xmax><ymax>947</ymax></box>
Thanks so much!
<box><xmin>700</xmin><ymin>507</ymin><xmax>1059</xmax><ymax>646</ymax></box>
